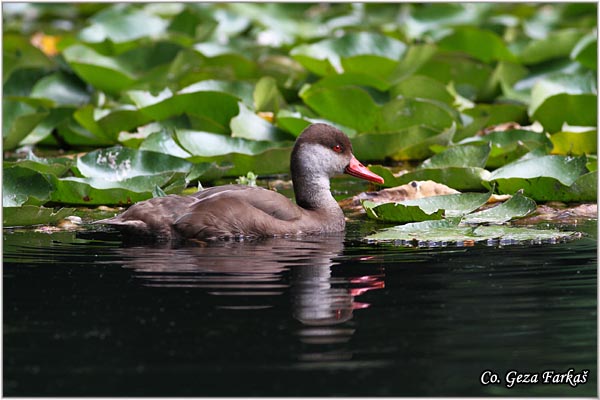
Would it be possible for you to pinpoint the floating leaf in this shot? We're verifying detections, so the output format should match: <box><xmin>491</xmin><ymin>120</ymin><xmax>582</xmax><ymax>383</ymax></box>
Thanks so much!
<box><xmin>230</xmin><ymin>102</ymin><xmax>291</xmax><ymax>141</ymax></box>
<box><xmin>378</xmin><ymin>97</ymin><xmax>459</xmax><ymax>133</ymax></box>
<box><xmin>62</xmin><ymin>44</ymin><xmax>138</xmax><ymax>93</ymax></box>
<box><xmin>291</xmin><ymin>32</ymin><xmax>406</xmax><ymax>76</ymax></box>
<box><xmin>486</xmin><ymin>155</ymin><xmax>595</xmax><ymax>201</ymax></box>
<box><xmin>363</xmin><ymin>191</ymin><xmax>491</xmax><ymax>222</ymax></box>
<box><xmin>175</xmin><ymin>130</ymin><xmax>293</xmax><ymax>176</ymax></box>
<box><xmin>79</xmin><ymin>4</ymin><xmax>169</xmax><ymax>44</ymax></box>
<box><xmin>3</xmin><ymin>205</ymin><xmax>77</xmax><ymax>227</ymax></box>
<box><xmin>3</xmin><ymin>99</ymin><xmax>49</xmax><ymax>150</ymax></box>
<box><xmin>351</xmin><ymin>124</ymin><xmax>455</xmax><ymax>161</ymax></box>
<box><xmin>421</xmin><ymin>144</ymin><xmax>490</xmax><ymax>169</ymax></box>
<box><xmin>76</xmin><ymin>147</ymin><xmax>191</xmax><ymax>180</ymax></box>
<box><xmin>4</xmin><ymin>151</ymin><xmax>73</xmax><ymax>177</ymax></box>
<box><xmin>571</xmin><ymin>31</ymin><xmax>597</xmax><ymax>70</ymax></box>
<box><xmin>438</xmin><ymin>27</ymin><xmax>516</xmax><ymax>63</ymax></box>
<box><xmin>529</xmin><ymin>72</ymin><xmax>597</xmax><ymax>133</ymax></box>
<box><xmin>366</xmin><ymin>218</ymin><xmax>578</xmax><ymax>246</ymax></box>
<box><xmin>459</xmin><ymin>129</ymin><xmax>553</xmax><ymax>168</ymax></box>
<box><xmin>48</xmin><ymin>172</ymin><xmax>187</xmax><ymax>205</ymax></box>
<box><xmin>550</xmin><ymin>130</ymin><xmax>597</xmax><ymax>155</ymax></box>
<box><xmin>3</xmin><ymin>166</ymin><xmax>53</xmax><ymax>207</ymax></box>
<box><xmin>301</xmin><ymin>86</ymin><xmax>378</xmax><ymax>132</ymax></box>
<box><xmin>3</xmin><ymin>34</ymin><xmax>54</xmax><ymax>83</ymax></box>
<box><xmin>518</xmin><ymin>29</ymin><xmax>584</xmax><ymax>65</ymax></box>
<box><xmin>364</xmin><ymin>200</ymin><xmax>444</xmax><ymax>223</ymax></box>
<box><xmin>461</xmin><ymin>191</ymin><xmax>536</xmax><ymax>224</ymax></box>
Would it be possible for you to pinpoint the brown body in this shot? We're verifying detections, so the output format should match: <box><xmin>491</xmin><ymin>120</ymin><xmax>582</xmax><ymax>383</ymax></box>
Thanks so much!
<box><xmin>96</xmin><ymin>124</ymin><xmax>383</xmax><ymax>241</ymax></box>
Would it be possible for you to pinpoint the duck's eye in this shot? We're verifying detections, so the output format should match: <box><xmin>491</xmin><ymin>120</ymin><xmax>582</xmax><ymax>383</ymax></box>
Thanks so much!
<box><xmin>332</xmin><ymin>144</ymin><xmax>343</xmax><ymax>153</ymax></box>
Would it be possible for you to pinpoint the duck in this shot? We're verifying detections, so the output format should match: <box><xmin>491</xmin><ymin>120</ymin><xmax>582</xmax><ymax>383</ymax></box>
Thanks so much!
<box><xmin>96</xmin><ymin>123</ymin><xmax>384</xmax><ymax>241</ymax></box>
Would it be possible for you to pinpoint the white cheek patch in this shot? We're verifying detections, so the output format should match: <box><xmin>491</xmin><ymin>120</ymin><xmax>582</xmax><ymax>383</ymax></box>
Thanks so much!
<box><xmin>298</xmin><ymin>144</ymin><xmax>348</xmax><ymax>177</ymax></box>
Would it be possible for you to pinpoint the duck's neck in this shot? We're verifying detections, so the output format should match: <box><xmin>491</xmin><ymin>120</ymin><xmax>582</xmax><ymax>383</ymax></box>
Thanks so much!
<box><xmin>292</xmin><ymin>175</ymin><xmax>336</xmax><ymax>209</ymax></box>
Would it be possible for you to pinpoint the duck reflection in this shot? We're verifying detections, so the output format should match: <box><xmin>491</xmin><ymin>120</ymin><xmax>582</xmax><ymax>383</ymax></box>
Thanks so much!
<box><xmin>113</xmin><ymin>234</ymin><xmax>384</xmax><ymax>345</ymax></box>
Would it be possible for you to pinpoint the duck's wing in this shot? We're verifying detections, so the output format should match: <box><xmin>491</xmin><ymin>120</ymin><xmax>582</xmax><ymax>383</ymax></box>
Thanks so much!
<box><xmin>95</xmin><ymin>195</ymin><xmax>197</xmax><ymax>238</ymax></box>
<box><xmin>174</xmin><ymin>185</ymin><xmax>303</xmax><ymax>239</ymax></box>
<box><xmin>190</xmin><ymin>185</ymin><xmax>302</xmax><ymax>222</ymax></box>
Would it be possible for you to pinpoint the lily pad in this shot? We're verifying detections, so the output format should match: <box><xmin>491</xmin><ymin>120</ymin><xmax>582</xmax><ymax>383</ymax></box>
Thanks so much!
<box><xmin>550</xmin><ymin>129</ymin><xmax>597</xmax><ymax>155</ymax></box>
<box><xmin>438</xmin><ymin>27</ymin><xmax>516</xmax><ymax>63</ymax></box>
<box><xmin>461</xmin><ymin>191</ymin><xmax>536</xmax><ymax>224</ymax></box>
<box><xmin>486</xmin><ymin>155</ymin><xmax>596</xmax><ymax>201</ymax></box>
<box><xmin>49</xmin><ymin>172</ymin><xmax>187</xmax><ymax>205</ymax></box>
<box><xmin>365</xmin><ymin>218</ymin><xmax>578</xmax><ymax>246</ymax></box>
<box><xmin>76</xmin><ymin>147</ymin><xmax>192</xmax><ymax>180</ymax></box>
<box><xmin>3</xmin><ymin>205</ymin><xmax>77</xmax><ymax>227</ymax></box>
<box><xmin>291</xmin><ymin>32</ymin><xmax>406</xmax><ymax>76</ymax></box>
<box><xmin>3</xmin><ymin>166</ymin><xmax>53</xmax><ymax>207</ymax></box>
<box><xmin>363</xmin><ymin>191</ymin><xmax>491</xmax><ymax>222</ymax></box>
<box><xmin>529</xmin><ymin>71</ymin><xmax>597</xmax><ymax>133</ymax></box>
<box><xmin>458</xmin><ymin>129</ymin><xmax>553</xmax><ymax>168</ymax></box>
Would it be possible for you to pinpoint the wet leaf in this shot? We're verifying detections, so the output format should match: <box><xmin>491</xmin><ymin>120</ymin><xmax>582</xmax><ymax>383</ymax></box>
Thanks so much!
<box><xmin>379</xmin><ymin>97</ymin><xmax>459</xmax><ymax>133</ymax></box>
<box><xmin>438</xmin><ymin>27</ymin><xmax>516</xmax><ymax>63</ymax></box>
<box><xmin>518</xmin><ymin>29</ymin><xmax>584</xmax><ymax>65</ymax></box>
<box><xmin>230</xmin><ymin>102</ymin><xmax>292</xmax><ymax>141</ymax></box>
<box><xmin>3</xmin><ymin>34</ymin><xmax>55</xmax><ymax>83</ymax></box>
<box><xmin>529</xmin><ymin>72</ymin><xmax>597</xmax><ymax>133</ymax></box>
<box><xmin>421</xmin><ymin>144</ymin><xmax>490</xmax><ymax>169</ymax></box>
<box><xmin>78</xmin><ymin>4</ymin><xmax>168</xmax><ymax>44</ymax></box>
<box><xmin>291</xmin><ymin>32</ymin><xmax>406</xmax><ymax>76</ymax></box>
<box><xmin>550</xmin><ymin>130</ymin><xmax>597</xmax><ymax>155</ymax></box>
<box><xmin>3</xmin><ymin>205</ymin><xmax>77</xmax><ymax>227</ymax></box>
<box><xmin>363</xmin><ymin>191</ymin><xmax>491</xmax><ymax>222</ymax></box>
<box><xmin>366</xmin><ymin>218</ymin><xmax>578</xmax><ymax>246</ymax></box>
<box><xmin>301</xmin><ymin>86</ymin><xmax>378</xmax><ymax>132</ymax></box>
<box><xmin>458</xmin><ymin>129</ymin><xmax>552</xmax><ymax>168</ymax></box>
<box><xmin>76</xmin><ymin>147</ymin><xmax>192</xmax><ymax>180</ymax></box>
<box><xmin>29</xmin><ymin>72</ymin><xmax>90</xmax><ymax>107</ymax></box>
<box><xmin>571</xmin><ymin>31</ymin><xmax>597</xmax><ymax>70</ymax></box>
<box><xmin>351</xmin><ymin>125</ymin><xmax>455</xmax><ymax>161</ymax></box>
<box><xmin>175</xmin><ymin>130</ymin><xmax>293</xmax><ymax>176</ymax></box>
<box><xmin>3</xmin><ymin>100</ymin><xmax>49</xmax><ymax>150</ymax></box>
<box><xmin>486</xmin><ymin>155</ymin><xmax>596</xmax><ymax>201</ymax></box>
<box><xmin>461</xmin><ymin>191</ymin><xmax>536</xmax><ymax>224</ymax></box>
<box><xmin>4</xmin><ymin>151</ymin><xmax>73</xmax><ymax>177</ymax></box>
<box><xmin>49</xmin><ymin>172</ymin><xmax>187</xmax><ymax>205</ymax></box>
<box><xmin>62</xmin><ymin>44</ymin><xmax>138</xmax><ymax>93</ymax></box>
<box><xmin>3</xmin><ymin>166</ymin><xmax>53</xmax><ymax>207</ymax></box>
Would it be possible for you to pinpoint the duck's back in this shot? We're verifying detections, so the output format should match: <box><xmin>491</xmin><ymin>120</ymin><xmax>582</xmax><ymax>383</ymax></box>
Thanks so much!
<box><xmin>97</xmin><ymin>185</ymin><xmax>307</xmax><ymax>241</ymax></box>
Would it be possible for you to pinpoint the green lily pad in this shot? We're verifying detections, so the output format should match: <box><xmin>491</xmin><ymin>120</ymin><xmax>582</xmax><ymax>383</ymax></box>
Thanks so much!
<box><xmin>363</xmin><ymin>191</ymin><xmax>491</xmax><ymax>222</ymax></box>
<box><xmin>175</xmin><ymin>130</ymin><xmax>293</xmax><ymax>176</ymax></box>
<box><xmin>421</xmin><ymin>144</ymin><xmax>490</xmax><ymax>169</ymax></box>
<box><xmin>351</xmin><ymin>124</ymin><xmax>455</xmax><ymax>161</ymax></box>
<box><xmin>550</xmin><ymin>129</ymin><xmax>597</xmax><ymax>155</ymax></box>
<box><xmin>458</xmin><ymin>129</ymin><xmax>553</xmax><ymax>168</ymax></box>
<box><xmin>390</xmin><ymin>75</ymin><xmax>454</xmax><ymax>105</ymax></box>
<box><xmin>79</xmin><ymin>4</ymin><xmax>169</xmax><ymax>44</ymax></box>
<box><xmin>291</xmin><ymin>32</ymin><xmax>406</xmax><ymax>76</ymax></box>
<box><xmin>62</xmin><ymin>44</ymin><xmax>138</xmax><ymax>93</ymax></box>
<box><xmin>3</xmin><ymin>205</ymin><xmax>77</xmax><ymax>227</ymax></box>
<box><xmin>3</xmin><ymin>166</ymin><xmax>53</xmax><ymax>207</ymax></box>
<box><xmin>571</xmin><ymin>31</ymin><xmax>597</xmax><ymax>70</ymax></box>
<box><xmin>76</xmin><ymin>147</ymin><xmax>192</xmax><ymax>180</ymax></box>
<box><xmin>253</xmin><ymin>76</ymin><xmax>287</xmax><ymax>113</ymax></box>
<box><xmin>378</xmin><ymin>97</ymin><xmax>459</xmax><ymax>133</ymax></box>
<box><xmin>456</xmin><ymin>103</ymin><xmax>529</xmax><ymax>141</ymax></box>
<box><xmin>438</xmin><ymin>27</ymin><xmax>516</xmax><ymax>63</ymax></box>
<box><xmin>3</xmin><ymin>34</ymin><xmax>54</xmax><ymax>83</ymax></box>
<box><xmin>529</xmin><ymin>71</ymin><xmax>597</xmax><ymax>133</ymax></box>
<box><xmin>365</xmin><ymin>218</ymin><xmax>578</xmax><ymax>246</ymax></box>
<box><xmin>49</xmin><ymin>172</ymin><xmax>187</xmax><ymax>205</ymax></box>
<box><xmin>486</xmin><ymin>155</ymin><xmax>596</xmax><ymax>201</ymax></box>
<box><xmin>461</xmin><ymin>191</ymin><xmax>536</xmax><ymax>224</ymax></box>
<box><xmin>2</xmin><ymin>99</ymin><xmax>49</xmax><ymax>150</ymax></box>
<box><xmin>518</xmin><ymin>29</ymin><xmax>584</xmax><ymax>65</ymax></box>
<box><xmin>230</xmin><ymin>102</ymin><xmax>292</xmax><ymax>141</ymax></box>
<box><xmin>301</xmin><ymin>86</ymin><xmax>378</xmax><ymax>132</ymax></box>
<box><xmin>4</xmin><ymin>151</ymin><xmax>73</xmax><ymax>177</ymax></box>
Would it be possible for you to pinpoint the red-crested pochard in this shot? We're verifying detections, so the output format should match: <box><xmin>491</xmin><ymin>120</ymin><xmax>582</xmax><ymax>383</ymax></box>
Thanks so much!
<box><xmin>97</xmin><ymin>123</ymin><xmax>384</xmax><ymax>241</ymax></box>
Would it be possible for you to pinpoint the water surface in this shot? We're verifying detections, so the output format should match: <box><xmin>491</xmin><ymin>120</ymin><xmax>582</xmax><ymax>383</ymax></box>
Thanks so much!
<box><xmin>3</xmin><ymin>215</ymin><xmax>597</xmax><ymax>396</ymax></box>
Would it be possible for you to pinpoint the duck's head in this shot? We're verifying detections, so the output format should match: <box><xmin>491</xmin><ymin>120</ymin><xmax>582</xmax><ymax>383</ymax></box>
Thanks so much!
<box><xmin>291</xmin><ymin>123</ymin><xmax>384</xmax><ymax>184</ymax></box>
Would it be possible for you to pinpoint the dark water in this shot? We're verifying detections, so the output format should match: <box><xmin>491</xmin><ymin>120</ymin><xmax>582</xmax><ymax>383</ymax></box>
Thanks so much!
<box><xmin>3</xmin><ymin>216</ymin><xmax>597</xmax><ymax>396</ymax></box>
